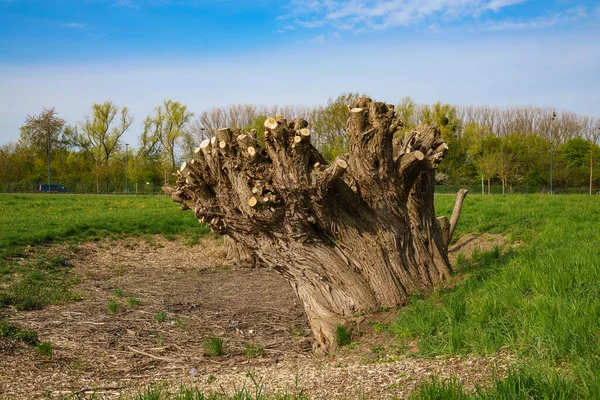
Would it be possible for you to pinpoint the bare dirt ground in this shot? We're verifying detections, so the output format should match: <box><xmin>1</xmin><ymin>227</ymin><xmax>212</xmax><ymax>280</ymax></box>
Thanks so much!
<box><xmin>1</xmin><ymin>234</ymin><xmax>510</xmax><ymax>399</ymax></box>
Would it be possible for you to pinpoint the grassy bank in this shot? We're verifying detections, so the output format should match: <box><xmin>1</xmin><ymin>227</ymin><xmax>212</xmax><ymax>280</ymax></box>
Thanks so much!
<box><xmin>401</xmin><ymin>194</ymin><xmax>600</xmax><ymax>398</ymax></box>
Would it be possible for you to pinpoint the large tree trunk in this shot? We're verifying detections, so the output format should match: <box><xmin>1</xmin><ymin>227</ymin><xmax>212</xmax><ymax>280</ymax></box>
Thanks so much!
<box><xmin>164</xmin><ymin>97</ymin><xmax>466</xmax><ymax>352</ymax></box>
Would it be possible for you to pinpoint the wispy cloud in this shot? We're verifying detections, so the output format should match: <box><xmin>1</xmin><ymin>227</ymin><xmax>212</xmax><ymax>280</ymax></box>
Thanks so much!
<box><xmin>282</xmin><ymin>0</ymin><xmax>584</xmax><ymax>32</ymax></box>
<box><xmin>484</xmin><ymin>6</ymin><xmax>586</xmax><ymax>31</ymax></box>
<box><xmin>62</xmin><ymin>22</ymin><xmax>84</xmax><ymax>28</ymax></box>
<box><xmin>484</xmin><ymin>0</ymin><xmax>527</xmax><ymax>12</ymax></box>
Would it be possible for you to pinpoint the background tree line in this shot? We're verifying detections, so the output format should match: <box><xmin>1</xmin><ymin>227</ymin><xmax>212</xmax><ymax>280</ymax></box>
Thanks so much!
<box><xmin>1</xmin><ymin>93</ymin><xmax>599</xmax><ymax>193</ymax></box>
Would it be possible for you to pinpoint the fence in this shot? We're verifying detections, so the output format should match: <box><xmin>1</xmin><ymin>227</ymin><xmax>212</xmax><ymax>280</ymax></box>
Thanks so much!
<box><xmin>434</xmin><ymin>184</ymin><xmax>596</xmax><ymax>195</ymax></box>
<box><xmin>0</xmin><ymin>181</ymin><xmax>597</xmax><ymax>195</ymax></box>
<box><xmin>0</xmin><ymin>181</ymin><xmax>163</xmax><ymax>195</ymax></box>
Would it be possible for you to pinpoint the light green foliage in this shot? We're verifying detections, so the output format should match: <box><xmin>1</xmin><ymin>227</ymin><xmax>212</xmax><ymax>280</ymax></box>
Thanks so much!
<box><xmin>79</xmin><ymin>101</ymin><xmax>133</xmax><ymax>165</ymax></box>
<box><xmin>244</xmin><ymin>114</ymin><xmax>268</xmax><ymax>148</ymax></box>
<box><xmin>148</xmin><ymin>99</ymin><xmax>194</xmax><ymax>173</ymax></box>
<box><xmin>309</xmin><ymin>92</ymin><xmax>365</xmax><ymax>162</ymax></box>
<box><xmin>395</xmin><ymin>96</ymin><xmax>417</xmax><ymax>137</ymax></box>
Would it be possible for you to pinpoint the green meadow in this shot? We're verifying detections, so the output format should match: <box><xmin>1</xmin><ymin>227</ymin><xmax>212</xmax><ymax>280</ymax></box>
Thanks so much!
<box><xmin>1</xmin><ymin>193</ymin><xmax>600</xmax><ymax>399</ymax></box>
<box><xmin>0</xmin><ymin>194</ymin><xmax>204</xmax><ymax>249</ymax></box>
<box><xmin>404</xmin><ymin>194</ymin><xmax>600</xmax><ymax>399</ymax></box>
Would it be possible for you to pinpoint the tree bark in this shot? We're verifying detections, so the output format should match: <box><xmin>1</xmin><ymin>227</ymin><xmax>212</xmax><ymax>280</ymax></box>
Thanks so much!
<box><xmin>163</xmin><ymin>97</ymin><xmax>466</xmax><ymax>353</ymax></box>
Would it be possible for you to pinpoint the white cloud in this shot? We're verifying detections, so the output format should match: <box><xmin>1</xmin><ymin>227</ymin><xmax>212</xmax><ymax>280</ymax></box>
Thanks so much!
<box><xmin>311</xmin><ymin>34</ymin><xmax>326</xmax><ymax>43</ymax></box>
<box><xmin>484</xmin><ymin>0</ymin><xmax>527</xmax><ymax>12</ymax></box>
<box><xmin>62</xmin><ymin>22</ymin><xmax>84</xmax><ymax>28</ymax></box>
<box><xmin>484</xmin><ymin>6</ymin><xmax>586</xmax><ymax>31</ymax></box>
<box><xmin>283</xmin><ymin>0</ymin><xmax>585</xmax><ymax>32</ymax></box>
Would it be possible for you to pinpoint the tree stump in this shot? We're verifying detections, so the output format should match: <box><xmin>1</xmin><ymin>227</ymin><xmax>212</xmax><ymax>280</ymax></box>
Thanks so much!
<box><xmin>164</xmin><ymin>97</ymin><xmax>467</xmax><ymax>352</ymax></box>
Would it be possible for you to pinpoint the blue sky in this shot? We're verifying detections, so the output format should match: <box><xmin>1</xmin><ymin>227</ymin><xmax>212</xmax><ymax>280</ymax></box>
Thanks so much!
<box><xmin>1</xmin><ymin>0</ymin><xmax>599</xmax><ymax>146</ymax></box>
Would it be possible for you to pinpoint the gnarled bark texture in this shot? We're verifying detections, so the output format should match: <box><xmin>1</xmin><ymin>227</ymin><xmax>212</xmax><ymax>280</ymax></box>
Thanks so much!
<box><xmin>164</xmin><ymin>97</ymin><xmax>467</xmax><ymax>352</ymax></box>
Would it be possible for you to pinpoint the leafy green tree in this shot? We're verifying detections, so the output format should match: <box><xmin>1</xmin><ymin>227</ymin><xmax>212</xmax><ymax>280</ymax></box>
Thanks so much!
<box><xmin>309</xmin><ymin>93</ymin><xmax>365</xmax><ymax>162</ymax></box>
<box><xmin>151</xmin><ymin>99</ymin><xmax>194</xmax><ymax>172</ymax></box>
<box><xmin>243</xmin><ymin>114</ymin><xmax>268</xmax><ymax>147</ymax></box>
<box><xmin>395</xmin><ymin>96</ymin><xmax>417</xmax><ymax>137</ymax></box>
<box><xmin>18</xmin><ymin>107</ymin><xmax>66</xmax><ymax>184</ymax></box>
<box><xmin>79</xmin><ymin>101</ymin><xmax>133</xmax><ymax>164</ymax></box>
<box><xmin>421</xmin><ymin>102</ymin><xmax>472</xmax><ymax>182</ymax></box>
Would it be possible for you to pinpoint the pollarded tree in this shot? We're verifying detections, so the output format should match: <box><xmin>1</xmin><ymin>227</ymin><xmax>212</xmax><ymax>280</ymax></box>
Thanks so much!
<box><xmin>164</xmin><ymin>97</ymin><xmax>467</xmax><ymax>352</ymax></box>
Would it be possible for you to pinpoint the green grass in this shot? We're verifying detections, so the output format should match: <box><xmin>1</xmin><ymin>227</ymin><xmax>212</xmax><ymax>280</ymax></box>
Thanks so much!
<box><xmin>0</xmin><ymin>194</ymin><xmax>206</xmax><ymax>249</ymax></box>
<box><xmin>128</xmin><ymin>297</ymin><xmax>142</xmax><ymax>307</ymax></box>
<box><xmin>399</xmin><ymin>194</ymin><xmax>600</xmax><ymax>398</ymax></box>
<box><xmin>155</xmin><ymin>310</ymin><xmax>167</xmax><ymax>323</ymax></box>
<box><xmin>410</xmin><ymin>366</ymin><xmax>577</xmax><ymax>399</ymax></box>
<box><xmin>107</xmin><ymin>298</ymin><xmax>119</xmax><ymax>314</ymax></box>
<box><xmin>245</xmin><ymin>343</ymin><xmax>265</xmax><ymax>358</ymax></box>
<box><xmin>129</xmin><ymin>376</ymin><xmax>308</xmax><ymax>400</ymax></box>
<box><xmin>0</xmin><ymin>253</ymin><xmax>82</xmax><ymax>311</ymax></box>
<box><xmin>36</xmin><ymin>341</ymin><xmax>53</xmax><ymax>357</ymax></box>
<box><xmin>0</xmin><ymin>318</ymin><xmax>39</xmax><ymax>345</ymax></box>
<box><xmin>334</xmin><ymin>325</ymin><xmax>351</xmax><ymax>346</ymax></box>
<box><xmin>204</xmin><ymin>336</ymin><xmax>225</xmax><ymax>357</ymax></box>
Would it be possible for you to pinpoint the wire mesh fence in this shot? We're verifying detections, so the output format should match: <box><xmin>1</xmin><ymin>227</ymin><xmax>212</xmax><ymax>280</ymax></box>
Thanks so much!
<box><xmin>0</xmin><ymin>181</ymin><xmax>163</xmax><ymax>195</ymax></box>
<box><xmin>1</xmin><ymin>181</ymin><xmax>596</xmax><ymax>195</ymax></box>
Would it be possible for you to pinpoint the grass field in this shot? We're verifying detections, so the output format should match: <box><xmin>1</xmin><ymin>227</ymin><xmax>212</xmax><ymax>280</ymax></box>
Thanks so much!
<box><xmin>1</xmin><ymin>193</ymin><xmax>600</xmax><ymax>399</ymax></box>
<box><xmin>0</xmin><ymin>194</ymin><xmax>208</xmax><ymax>327</ymax></box>
<box><xmin>0</xmin><ymin>194</ymin><xmax>204</xmax><ymax>250</ymax></box>
<box><xmin>402</xmin><ymin>194</ymin><xmax>600</xmax><ymax>399</ymax></box>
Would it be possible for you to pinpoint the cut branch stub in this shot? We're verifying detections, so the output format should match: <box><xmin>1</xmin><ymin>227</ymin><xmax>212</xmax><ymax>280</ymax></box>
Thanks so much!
<box><xmin>164</xmin><ymin>97</ymin><xmax>465</xmax><ymax>353</ymax></box>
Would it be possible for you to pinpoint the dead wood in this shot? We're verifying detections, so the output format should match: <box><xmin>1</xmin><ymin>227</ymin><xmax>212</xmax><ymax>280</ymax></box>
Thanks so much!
<box><xmin>164</xmin><ymin>97</ymin><xmax>468</xmax><ymax>352</ymax></box>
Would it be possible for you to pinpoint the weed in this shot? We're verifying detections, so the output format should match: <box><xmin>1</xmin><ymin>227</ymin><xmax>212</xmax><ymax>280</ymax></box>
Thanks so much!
<box><xmin>155</xmin><ymin>333</ymin><xmax>165</xmax><ymax>346</ymax></box>
<box><xmin>204</xmin><ymin>336</ymin><xmax>224</xmax><ymax>356</ymax></box>
<box><xmin>113</xmin><ymin>288</ymin><xmax>123</xmax><ymax>297</ymax></box>
<box><xmin>348</xmin><ymin>342</ymin><xmax>360</xmax><ymax>350</ymax></box>
<box><xmin>288</xmin><ymin>326</ymin><xmax>304</xmax><ymax>337</ymax></box>
<box><xmin>0</xmin><ymin>319</ymin><xmax>39</xmax><ymax>345</ymax></box>
<box><xmin>36</xmin><ymin>342</ymin><xmax>53</xmax><ymax>357</ymax></box>
<box><xmin>374</xmin><ymin>322</ymin><xmax>388</xmax><ymax>333</ymax></box>
<box><xmin>335</xmin><ymin>325</ymin><xmax>351</xmax><ymax>346</ymax></box>
<box><xmin>207</xmin><ymin>374</ymin><xmax>216</xmax><ymax>384</ymax></box>
<box><xmin>155</xmin><ymin>310</ymin><xmax>167</xmax><ymax>323</ymax></box>
<box><xmin>175</xmin><ymin>317</ymin><xmax>186</xmax><ymax>327</ymax></box>
<box><xmin>245</xmin><ymin>343</ymin><xmax>264</xmax><ymax>358</ymax></box>
<box><xmin>128</xmin><ymin>297</ymin><xmax>142</xmax><ymax>307</ymax></box>
<box><xmin>107</xmin><ymin>298</ymin><xmax>118</xmax><ymax>314</ymax></box>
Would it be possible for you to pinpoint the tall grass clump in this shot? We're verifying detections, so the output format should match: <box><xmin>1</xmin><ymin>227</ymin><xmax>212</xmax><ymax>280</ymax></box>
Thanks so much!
<box><xmin>204</xmin><ymin>336</ymin><xmax>224</xmax><ymax>357</ymax></box>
